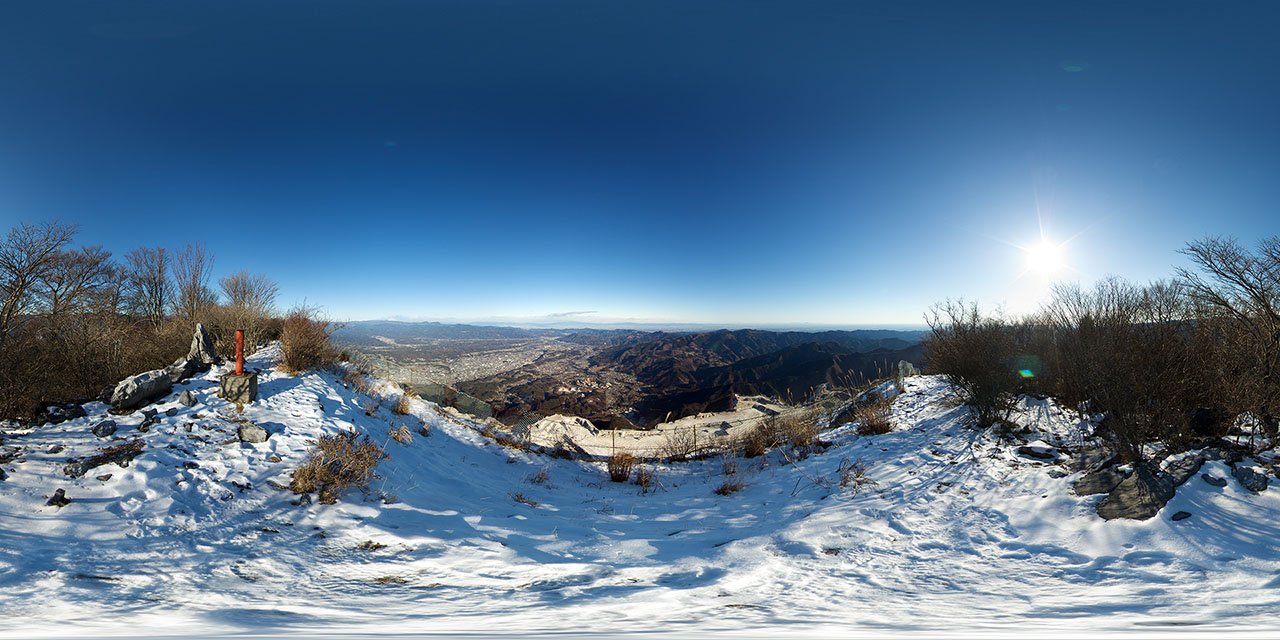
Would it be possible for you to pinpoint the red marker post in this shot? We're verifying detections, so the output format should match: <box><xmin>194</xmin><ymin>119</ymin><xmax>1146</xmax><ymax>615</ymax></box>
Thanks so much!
<box><xmin>220</xmin><ymin>328</ymin><xmax>258</xmax><ymax>405</ymax></box>
<box><xmin>235</xmin><ymin>329</ymin><xmax>245</xmax><ymax>376</ymax></box>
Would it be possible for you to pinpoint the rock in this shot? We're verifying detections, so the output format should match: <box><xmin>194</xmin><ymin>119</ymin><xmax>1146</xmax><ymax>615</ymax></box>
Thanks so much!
<box><xmin>1017</xmin><ymin>445</ymin><xmax>1058</xmax><ymax>460</ymax></box>
<box><xmin>238</xmin><ymin>422</ymin><xmax>269</xmax><ymax>443</ymax></box>
<box><xmin>166</xmin><ymin>408</ymin><xmax>178</xmax><ymax>417</ymax></box>
<box><xmin>63</xmin><ymin>461</ymin><xmax>87</xmax><ymax>478</ymax></box>
<box><xmin>1096</xmin><ymin>463</ymin><xmax>1175</xmax><ymax>520</ymax></box>
<box><xmin>98</xmin><ymin>385</ymin><xmax>115</xmax><ymax>403</ymax></box>
<box><xmin>95</xmin><ymin>474</ymin><xmax>112</xmax><ymax>481</ymax></box>
<box><xmin>91</xmin><ymin>420</ymin><xmax>117</xmax><ymax>438</ymax></box>
<box><xmin>189</xmin><ymin>323</ymin><xmax>221</xmax><ymax>366</ymax></box>
<box><xmin>141</xmin><ymin>408</ymin><xmax>157</xmax><ymax>420</ymax></box>
<box><xmin>47</xmin><ymin>444</ymin><xmax>64</xmax><ymax>454</ymax></box>
<box><xmin>1073</xmin><ymin>467</ymin><xmax>1126</xmax><ymax>495</ymax></box>
<box><xmin>1202</xmin><ymin>473</ymin><xmax>1227</xmax><ymax>487</ymax></box>
<box><xmin>1163</xmin><ymin>454</ymin><xmax>1205</xmax><ymax>487</ymax></box>
<box><xmin>165</xmin><ymin>357</ymin><xmax>201</xmax><ymax>384</ymax></box>
<box><xmin>46</xmin><ymin>488</ymin><xmax>70</xmax><ymax>507</ymax></box>
<box><xmin>1171</xmin><ymin>511</ymin><xmax>1192</xmax><ymax>521</ymax></box>
<box><xmin>1233</xmin><ymin>465</ymin><xmax>1269</xmax><ymax>493</ymax></box>
<box><xmin>109</xmin><ymin>369</ymin><xmax>173</xmax><ymax>410</ymax></box>
<box><xmin>0</xmin><ymin>467</ymin><xmax>7</xmax><ymax>481</ymax></box>
<box><xmin>38</xmin><ymin>402</ymin><xmax>87</xmax><ymax>425</ymax></box>
<box><xmin>1071</xmin><ymin>449</ymin><xmax>1119</xmax><ymax>472</ymax></box>
<box><xmin>179</xmin><ymin>390</ymin><xmax>197</xmax><ymax>407</ymax></box>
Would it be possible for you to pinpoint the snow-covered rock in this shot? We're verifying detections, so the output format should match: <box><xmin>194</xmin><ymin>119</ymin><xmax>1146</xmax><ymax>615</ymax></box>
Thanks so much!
<box><xmin>108</xmin><ymin>369</ymin><xmax>172</xmax><ymax>409</ymax></box>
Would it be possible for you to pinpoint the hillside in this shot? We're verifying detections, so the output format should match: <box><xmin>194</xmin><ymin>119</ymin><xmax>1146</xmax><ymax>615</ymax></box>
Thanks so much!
<box><xmin>2</xmin><ymin>347</ymin><xmax>1278</xmax><ymax>637</ymax></box>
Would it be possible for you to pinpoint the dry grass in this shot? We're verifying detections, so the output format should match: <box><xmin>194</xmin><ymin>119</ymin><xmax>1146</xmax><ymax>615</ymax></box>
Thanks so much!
<box><xmin>855</xmin><ymin>401</ymin><xmax>894</xmax><ymax>436</ymax></box>
<box><xmin>777</xmin><ymin>411</ymin><xmax>819</xmax><ymax>449</ymax></box>
<box><xmin>362</xmin><ymin>397</ymin><xmax>381</xmax><ymax>416</ymax></box>
<box><xmin>838</xmin><ymin>456</ymin><xmax>878</xmax><ymax>495</ymax></box>
<box><xmin>527</xmin><ymin>466</ymin><xmax>551</xmax><ymax>485</ymax></box>
<box><xmin>289</xmin><ymin>430</ymin><xmax>386</xmax><ymax>504</ymax></box>
<box><xmin>388</xmin><ymin>425</ymin><xmax>412</xmax><ymax>445</ymax></box>
<box><xmin>713</xmin><ymin>479</ymin><xmax>746</xmax><ymax>496</ymax></box>
<box><xmin>739</xmin><ymin>424</ymin><xmax>774</xmax><ymax>458</ymax></box>
<box><xmin>634</xmin><ymin>466</ymin><xmax>659</xmax><ymax>493</ymax></box>
<box><xmin>279</xmin><ymin>307</ymin><xmax>338</xmax><ymax>375</ymax></box>
<box><xmin>607</xmin><ymin>452</ymin><xmax>636</xmax><ymax>482</ymax></box>
<box><xmin>392</xmin><ymin>394</ymin><xmax>412</xmax><ymax>415</ymax></box>
<box><xmin>510</xmin><ymin>492</ymin><xmax>539</xmax><ymax>507</ymax></box>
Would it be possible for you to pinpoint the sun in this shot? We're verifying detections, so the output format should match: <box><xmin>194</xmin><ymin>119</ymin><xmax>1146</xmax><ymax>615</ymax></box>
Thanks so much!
<box><xmin>1025</xmin><ymin>239</ymin><xmax>1066</xmax><ymax>277</ymax></box>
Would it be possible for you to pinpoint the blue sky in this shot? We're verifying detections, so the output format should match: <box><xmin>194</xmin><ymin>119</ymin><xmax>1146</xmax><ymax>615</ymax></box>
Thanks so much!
<box><xmin>2</xmin><ymin>1</ymin><xmax>1277</xmax><ymax>327</ymax></box>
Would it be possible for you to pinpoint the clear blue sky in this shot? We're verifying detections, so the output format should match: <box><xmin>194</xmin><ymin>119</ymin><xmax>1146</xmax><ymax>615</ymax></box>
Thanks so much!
<box><xmin>2</xmin><ymin>1</ymin><xmax>1277</xmax><ymax>327</ymax></box>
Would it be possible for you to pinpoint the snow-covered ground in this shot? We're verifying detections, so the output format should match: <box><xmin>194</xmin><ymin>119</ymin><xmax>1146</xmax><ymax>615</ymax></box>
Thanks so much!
<box><xmin>2</xmin><ymin>347</ymin><xmax>1279</xmax><ymax>638</ymax></box>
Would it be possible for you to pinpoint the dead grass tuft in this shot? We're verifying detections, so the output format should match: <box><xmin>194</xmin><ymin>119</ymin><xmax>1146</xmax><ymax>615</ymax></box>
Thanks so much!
<box><xmin>392</xmin><ymin>394</ymin><xmax>412</xmax><ymax>415</ymax></box>
<box><xmin>388</xmin><ymin>425</ymin><xmax>412</xmax><ymax>445</ymax></box>
<box><xmin>607</xmin><ymin>452</ymin><xmax>636</xmax><ymax>482</ymax></box>
<box><xmin>509</xmin><ymin>492</ymin><xmax>539</xmax><ymax>507</ymax></box>
<box><xmin>713</xmin><ymin>479</ymin><xmax>746</xmax><ymax>496</ymax></box>
<box><xmin>289</xmin><ymin>430</ymin><xmax>386</xmax><ymax>504</ymax></box>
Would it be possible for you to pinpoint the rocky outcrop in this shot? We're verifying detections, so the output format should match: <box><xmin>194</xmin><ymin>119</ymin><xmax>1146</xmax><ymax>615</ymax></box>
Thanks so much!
<box><xmin>1096</xmin><ymin>464</ymin><xmax>1175</xmax><ymax>520</ymax></box>
<box><xmin>189</xmin><ymin>323</ymin><xmax>220</xmax><ymax>366</ymax></box>
<box><xmin>109</xmin><ymin>370</ymin><xmax>172</xmax><ymax>410</ymax></box>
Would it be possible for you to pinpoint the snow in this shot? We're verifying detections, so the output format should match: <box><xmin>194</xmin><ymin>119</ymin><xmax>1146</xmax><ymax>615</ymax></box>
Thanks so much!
<box><xmin>2</xmin><ymin>351</ymin><xmax>1279</xmax><ymax>638</ymax></box>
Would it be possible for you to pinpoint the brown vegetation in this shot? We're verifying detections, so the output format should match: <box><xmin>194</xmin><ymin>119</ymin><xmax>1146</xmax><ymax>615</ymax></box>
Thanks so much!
<box><xmin>607</xmin><ymin>452</ymin><xmax>636</xmax><ymax>482</ymax></box>
<box><xmin>279</xmin><ymin>306</ymin><xmax>338</xmax><ymax>375</ymax></box>
<box><xmin>289</xmin><ymin>430</ymin><xmax>386</xmax><ymax>504</ymax></box>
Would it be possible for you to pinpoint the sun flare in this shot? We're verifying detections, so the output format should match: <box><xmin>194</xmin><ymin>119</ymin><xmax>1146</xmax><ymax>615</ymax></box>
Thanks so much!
<box><xmin>1025</xmin><ymin>239</ymin><xmax>1066</xmax><ymax>277</ymax></box>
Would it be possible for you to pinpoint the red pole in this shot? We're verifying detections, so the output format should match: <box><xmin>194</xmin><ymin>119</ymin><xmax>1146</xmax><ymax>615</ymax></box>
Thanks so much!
<box><xmin>235</xmin><ymin>330</ymin><xmax>245</xmax><ymax>376</ymax></box>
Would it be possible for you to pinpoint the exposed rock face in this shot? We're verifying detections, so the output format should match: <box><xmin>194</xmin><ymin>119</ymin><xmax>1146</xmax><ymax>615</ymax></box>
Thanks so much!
<box><xmin>1163</xmin><ymin>454</ymin><xmax>1205</xmax><ymax>487</ymax></box>
<box><xmin>91</xmin><ymin>420</ymin><xmax>117</xmax><ymax>438</ymax></box>
<box><xmin>513</xmin><ymin>415</ymin><xmax>599</xmax><ymax>449</ymax></box>
<box><xmin>109</xmin><ymin>370</ymin><xmax>173</xmax><ymax>410</ymax></box>
<box><xmin>189</xmin><ymin>323</ymin><xmax>220</xmax><ymax>366</ymax></box>
<box><xmin>178</xmin><ymin>391</ymin><xmax>197</xmax><ymax>407</ymax></box>
<box><xmin>238</xmin><ymin>422</ymin><xmax>269</xmax><ymax>443</ymax></box>
<box><xmin>1233</xmin><ymin>465</ymin><xmax>1269</xmax><ymax>493</ymax></box>
<box><xmin>1096</xmin><ymin>464</ymin><xmax>1175</xmax><ymax>520</ymax></box>
<box><xmin>1073</xmin><ymin>467</ymin><xmax>1126</xmax><ymax>496</ymax></box>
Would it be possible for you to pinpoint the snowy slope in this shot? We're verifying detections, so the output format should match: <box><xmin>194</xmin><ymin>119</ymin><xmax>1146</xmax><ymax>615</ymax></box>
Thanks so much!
<box><xmin>2</xmin><ymin>350</ymin><xmax>1279</xmax><ymax>638</ymax></box>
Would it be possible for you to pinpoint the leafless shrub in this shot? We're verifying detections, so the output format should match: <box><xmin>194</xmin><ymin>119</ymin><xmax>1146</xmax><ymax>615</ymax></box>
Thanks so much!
<box><xmin>123</xmin><ymin>246</ymin><xmax>171</xmax><ymax>325</ymax></box>
<box><xmin>659</xmin><ymin>427</ymin><xmax>702</xmax><ymax>461</ymax></box>
<box><xmin>363</xmin><ymin>397</ymin><xmax>381</xmax><ymax>416</ymax></box>
<box><xmin>923</xmin><ymin>299</ymin><xmax>1020</xmax><ymax>427</ymax></box>
<box><xmin>607</xmin><ymin>452</ymin><xmax>636</xmax><ymax>482</ymax></box>
<box><xmin>214</xmin><ymin>270</ymin><xmax>278</xmax><ymax>355</ymax></box>
<box><xmin>720</xmin><ymin>453</ymin><xmax>739</xmax><ymax>476</ymax></box>
<box><xmin>713</xmin><ymin>479</ymin><xmax>746</xmax><ymax>496</ymax></box>
<box><xmin>280</xmin><ymin>306</ymin><xmax>338</xmax><ymax>375</ymax></box>
<box><xmin>172</xmin><ymin>242</ymin><xmax>217</xmax><ymax>325</ymax></box>
<box><xmin>289</xmin><ymin>430</ymin><xmax>386</xmax><ymax>504</ymax></box>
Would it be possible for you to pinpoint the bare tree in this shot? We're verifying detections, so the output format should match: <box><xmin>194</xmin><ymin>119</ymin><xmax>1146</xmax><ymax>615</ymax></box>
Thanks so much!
<box><xmin>1177</xmin><ymin>236</ymin><xmax>1280</xmax><ymax>439</ymax></box>
<box><xmin>0</xmin><ymin>221</ymin><xmax>77</xmax><ymax>351</ymax></box>
<box><xmin>124</xmin><ymin>246</ymin><xmax>172</xmax><ymax>324</ymax></box>
<box><xmin>218</xmin><ymin>270</ymin><xmax>279</xmax><ymax>353</ymax></box>
<box><xmin>37</xmin><ymin>246</ymin><xmax>114</xmax><ymax>329</ymax></box>
<box><xmin>173</xmin><ymin>242</ymin><xmax>218</xmax><ymax>325</ymax></box>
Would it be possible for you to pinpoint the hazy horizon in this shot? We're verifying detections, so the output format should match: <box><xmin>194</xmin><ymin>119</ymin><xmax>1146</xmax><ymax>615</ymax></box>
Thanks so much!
<box><xmin>3</xmin><ymin>1</ymin><xmax>1277</xmax><ymax>325</ymax></box>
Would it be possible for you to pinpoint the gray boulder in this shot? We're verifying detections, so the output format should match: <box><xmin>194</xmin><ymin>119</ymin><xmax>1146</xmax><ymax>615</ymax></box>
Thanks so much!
<box><xmin>1071</xmin><ymin>448</ymin><xmax>1119</xmax><ymax>473</ymax></box>
<box><xmin>1017</xmin><ymin>445</ymin><xmax>1058</xmax><ymax>460</ymax></box>
<box><xmin>109</xmin><ymin>370</ymin><xmax>172</xmax><ymax>410</ymax></box>
<box><xmin>1073</xmin><ymin>467</ymin><xmax>1126</xmax><ymax>496</ymax></box>
<box><xmin>189</xmin><ymin>323</ymin><xmax>220</xmax><ymax>366</ymax></box>
<box><xmin>1233</xmin><ymin>465</ymin><xmax>1269</xmax><ymax>493</ymax></box>
<box><xmin>91</xmin><ymin>420</ymin><xmax>117</xmax><ymax>438</ymax></box>
<box><xmin>165</xmin><ymin>357</ymin><xmax>202</xmax><ymax>384</ymax></box>
<box><xmin>1163</xmin><ymin>454</ymin><xmax>1205</xmax><ymax>487</ymax></box>
<box><xmin>178</xmin><ymin>390</ymin><xmax>197</xmax><ymax>407</ymax></box>
<box><xmin>1096</xmin><ymin>464</ymin><xmax>1175</xmax><ymax>520</ymax></box>
<box><xmin>238</xmin><ymin>423</ymin><xmax>269</xmax><ymax>444</ymax></box>
<box><xmin>1202</xmin><ymin>473</ymin><xmax>1228</xmax><ymax>487</ymax></box>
